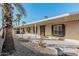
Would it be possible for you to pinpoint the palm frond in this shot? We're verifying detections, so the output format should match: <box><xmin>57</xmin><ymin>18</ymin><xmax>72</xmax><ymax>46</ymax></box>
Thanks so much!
<box><xmin>16</xmin><ymin>13</ymin><xmax>22</xmax><ymax>20</ymax></box>
<box><xmin>14</xmin><ymin>3</ymin><xmax>26</xmax><ymax>16</ymax></box>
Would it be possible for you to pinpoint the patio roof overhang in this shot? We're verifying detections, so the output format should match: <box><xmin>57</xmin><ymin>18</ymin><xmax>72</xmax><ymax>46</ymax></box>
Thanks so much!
<box><xmin>15</xmin><ymin>13</ymin><xmax>79</xmax><ymax>28</ymax></box>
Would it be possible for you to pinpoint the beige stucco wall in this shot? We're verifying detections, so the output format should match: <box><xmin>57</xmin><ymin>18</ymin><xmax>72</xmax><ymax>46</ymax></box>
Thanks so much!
<box><xmin>37</xmin><ymin>26</ymin><xmax>40</xmax><ymax>35</ymax></box>
<box><xmin>45</xmin><ymin>20</ymin><xmax>79</xmax><ymax>40</ymax></box>
<box><xmin>31</xmin><ymin>20</ymin><xmax>79</xmax><ymax>40</ymax></box>
<box><xmin>16</xmin><ymin>20</ymin><xmax>79</xmax><ymax>40</ymax></box>
<box><xmin>45</xmin><ymin>24</ymin><xmax>52</xmax><ymax>36</ymax></box>
<box><xmin>65</xmin><ymin>21</ymin><xmax>79</xmax><ymax>40</ymax></box>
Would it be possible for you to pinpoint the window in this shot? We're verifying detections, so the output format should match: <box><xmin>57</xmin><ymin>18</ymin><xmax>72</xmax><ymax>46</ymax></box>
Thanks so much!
<box><xmin>16</xmin><ymin>28</ymin><xmax>20</xmax><ymax>34</ymax></box>
<box><xmin>52</xmin><ymin>24</ymin><xmax>65</xmax><ymax>37</ymax></box>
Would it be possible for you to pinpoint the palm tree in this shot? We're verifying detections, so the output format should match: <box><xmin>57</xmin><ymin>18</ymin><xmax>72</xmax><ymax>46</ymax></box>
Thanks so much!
<box><xmin>1</xmin><ymin>3</ymin><xmax>26</xmax><ymax>54</ymax></box>
<box><xmin>16</xmin><ymin>14</ymin><xmax>22</xmax><ymax>26</ymax></box>
<box><xmin>1</xmin><ymin>18</ymin><xmax>5</xmax><ymax>38</ymax></box>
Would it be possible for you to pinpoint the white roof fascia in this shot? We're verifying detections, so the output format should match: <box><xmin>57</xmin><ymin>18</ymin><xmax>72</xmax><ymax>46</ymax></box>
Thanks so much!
<box><xmin>15</xmin><ymin>13</ymin><xmax>70</xmax><ymax>28</ymax></box>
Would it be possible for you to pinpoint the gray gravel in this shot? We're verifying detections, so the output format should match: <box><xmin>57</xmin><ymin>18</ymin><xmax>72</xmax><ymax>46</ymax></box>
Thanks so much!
<box><xmin>11</xmin><ymin>38</ymin><xmax>51</xmax><ymax>56</ymax></box>
<box><xmin>0</xmin><ymin>35</ymin><xmax>78</xmax><ymax>56</ymax></box>
<box><xmin>0</xmin><ymin>37</ymin><xmax>52</xmax><ymax>56</ymax></box>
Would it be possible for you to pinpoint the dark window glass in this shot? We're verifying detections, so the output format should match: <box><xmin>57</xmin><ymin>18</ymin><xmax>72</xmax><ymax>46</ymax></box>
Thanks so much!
<box><xmin>16</xmin><ymin>28</ymin><xmax>20</xmax><ymax>34</ymax></box>
<box><xmin>52</xmin><ymin>24</ymin><xmax>65</xmax><ymax>37</ymax></box>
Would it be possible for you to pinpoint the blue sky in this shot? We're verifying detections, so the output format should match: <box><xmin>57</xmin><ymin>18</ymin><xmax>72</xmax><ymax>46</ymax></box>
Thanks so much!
<box><xmin>21</xmin><ymin>3</ymin><xmax>79</xmax><ymax>23</ymax></box>
<box><xmin>1</xmin><ymin>3</ymin><xmax>79</xmax><ymax>27</ymax></box>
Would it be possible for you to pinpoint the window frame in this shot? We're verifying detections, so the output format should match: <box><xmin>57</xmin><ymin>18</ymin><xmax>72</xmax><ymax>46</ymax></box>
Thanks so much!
<box><xmin>52</xmin><ymin>24</ymin><xmax>65</xmax><ymax>37</ymax></box>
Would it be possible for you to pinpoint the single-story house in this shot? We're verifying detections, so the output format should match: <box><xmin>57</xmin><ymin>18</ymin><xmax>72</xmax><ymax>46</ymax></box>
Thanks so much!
<box><xmin>14</xmin><ymin>13</ymin><xmax>79</xmax><ymax>40</ymax></box>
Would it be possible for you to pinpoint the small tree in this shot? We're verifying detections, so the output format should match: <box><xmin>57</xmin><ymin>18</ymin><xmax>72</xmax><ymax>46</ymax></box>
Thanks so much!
<box><xmin>16</xmin><ymin>14</ymin><xmax>22</xmax><ymax>26</ymax></box>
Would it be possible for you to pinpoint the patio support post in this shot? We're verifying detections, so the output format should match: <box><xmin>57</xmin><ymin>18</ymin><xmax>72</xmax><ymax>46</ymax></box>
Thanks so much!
<box><xmin>20</xmin><ymin>28</ymin><xmax>21</xmax><ymax>34</ymax></box>
<box><xmin>35</xmin><ymin>24</ymin><xmax>37</xmax><ymax>40</ymax></box>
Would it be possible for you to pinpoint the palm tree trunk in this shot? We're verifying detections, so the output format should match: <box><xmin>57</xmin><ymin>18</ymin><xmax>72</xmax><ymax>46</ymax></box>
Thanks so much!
<box><xmin>1</xmin><ymin>4</ymin><xmax>5</xmax><ymax>39</ymax></box>
<box><xmin>1</xmin><ymin>3</ymin><xmax>15</xmax><ymax>54</ymax></box>
<box><xmin>1</xmin><ymin>28</ymin><xmax>5</xmax><ymax>38</ymax></box>
<box><xmin>1</xmin><ymin>19</ymin><xmax>6</xmax><ymax>38</ymax></box>
<box><xmin>18</xmin><ymin>20</ymin><xmax>20</xmax><ymax>25</ymax></box>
